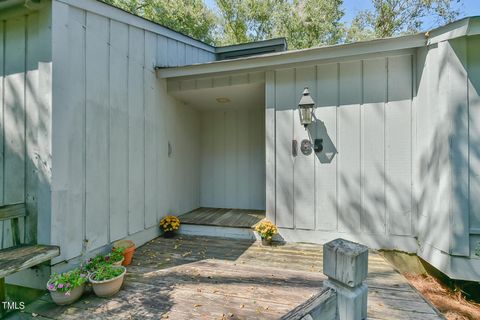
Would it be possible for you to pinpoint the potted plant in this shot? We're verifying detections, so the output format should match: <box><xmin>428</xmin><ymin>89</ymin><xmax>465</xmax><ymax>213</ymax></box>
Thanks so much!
<box><xmin>47</xmin><ymin>268</ymin><xmax>88</xmax><ymax>305</ymax></box>
<box><xmin>113</xmin><ymin>239</ymin><xmax>136</xmax><ymax>266</ymax></box>
<box><xmin>254</xmin><ymin>219</ymin><xmax>278</xmax><ymax>246</ymax></box>
<box><xmin>106</xmin><ymin>247</ymin><xmax>125</xmax><ymax>266</ymax></box>
<box><xmin>89</xmin><ymin>264</ymin><xmax>126</xmax><ymax>297</ymax></box>
<box><xmin>159</xmin><ymin>215</ymin><xmax>181</xmax><ymax>238</ymax></box>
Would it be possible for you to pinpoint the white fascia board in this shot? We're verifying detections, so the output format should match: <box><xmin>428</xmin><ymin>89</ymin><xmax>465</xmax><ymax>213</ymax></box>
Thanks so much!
<box><xmin>55</xmin><ymin>0</ymin><xmax>215</xmax><ymax>52</ymax></box>
<box><xmin>467</xmin><ymin>17</ymin><xmax>480</xmax><ymax>36</ymax></box>
<box><xmin>426</xmin><ymin>16</ymin><xmax>480</xmax><ymax>44</ymax></box>
<box><xmin>158</xmin><ymin>34</ymin><xmax>426</xmax><ymax>79</ymax></box>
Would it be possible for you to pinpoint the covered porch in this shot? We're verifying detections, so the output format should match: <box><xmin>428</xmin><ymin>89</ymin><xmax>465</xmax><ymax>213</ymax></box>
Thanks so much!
<box><xmin>168</xmin><ymin>71</ymin><xmax>268</xmax><ymax>228</ymax></box>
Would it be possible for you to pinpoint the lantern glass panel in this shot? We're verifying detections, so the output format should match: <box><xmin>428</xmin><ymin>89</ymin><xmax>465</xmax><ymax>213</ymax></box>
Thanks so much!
<box><xmin>299</xmin><ymin>106</ymin><xmax>313</xmax><ymax>126</ymax></box>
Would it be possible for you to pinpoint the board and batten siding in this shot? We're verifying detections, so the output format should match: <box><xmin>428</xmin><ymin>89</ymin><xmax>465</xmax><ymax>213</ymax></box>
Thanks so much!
<box><xmin>0</xmin><ymin>6</ymin><xmax>52</xmax><ymax>249</ymax></box>
<box><xmin>268</xmin><ymin>54</ymin><xmax>415</xmax><ymax>248</ymax></box>
<box><xmin>415</xmin><ymin>37</ymin><xmax>474</xmax><ymax>260</ymax></box>
<box><xmin>200</xmin><ymin>108</ymin><xmax>266</xmax><ymax>210</ymax></box>
<box><xmin>50</xmin><ymin>1</ymin><xmax>203</xmax><ymax>261</ymax></box>
<box><xmin>468</xmin><ymin>35</ymin><xmax>480</xmax><ymax>236</ymax></box>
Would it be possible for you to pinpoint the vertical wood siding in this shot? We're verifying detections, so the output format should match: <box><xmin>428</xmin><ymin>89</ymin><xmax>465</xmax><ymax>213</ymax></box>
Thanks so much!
<box><xmin>0</xmin><ymin>7</ymin><xmax>52</xmax><ymax>248</ymax></box>
<box><xmin>200</xmin><ymin>108</ymin><xmax>265</xmax><ymax>210</ymax></box>
<box><xmin>468</xmin><ymin>36</ymin><xmax>480</xmax><ymax>235</ymax></box>
<box><xmin>269</xmin><ymin>54</ymin><xmax>415</xmax><ymax>238</ymax></box>
<box><xmin>51</xmin><ymin>2</ymin><xmax>204</xmax><ymax>261</ymax></box>
<box><xmin>415</xmin><ymin>38</ymin><xmax>472</xmax><ymax>257</ymax></box>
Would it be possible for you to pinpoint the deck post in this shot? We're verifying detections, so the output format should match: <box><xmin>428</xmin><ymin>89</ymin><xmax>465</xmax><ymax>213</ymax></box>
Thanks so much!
<box><xmin>323</xmin><ymin>238</ymin><xmax>369</xmax><ymax>320</ymax></box>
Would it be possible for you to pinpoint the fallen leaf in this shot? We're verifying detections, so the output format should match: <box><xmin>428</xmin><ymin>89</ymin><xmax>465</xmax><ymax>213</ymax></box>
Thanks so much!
<box><xmin>194</xmin><ymin>304</ymin><xmax>202</xmax><ymax>308</ymax></box>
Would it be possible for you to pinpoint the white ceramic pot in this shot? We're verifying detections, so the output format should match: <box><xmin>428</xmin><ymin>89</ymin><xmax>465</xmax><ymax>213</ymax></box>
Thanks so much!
<box><xmin>48</xmin><ymin>283</ymin><xmax>85</xmax><ymax>305</ymax></box>
<box><xmin>89</xmin><ymin>266</ymin><xmax>126</xmax><ymax>298</ymax></box>
<box><xmin>112</xmin><ymin>257</ymin><xmax>124</xmax><ymax>266</ymax></box>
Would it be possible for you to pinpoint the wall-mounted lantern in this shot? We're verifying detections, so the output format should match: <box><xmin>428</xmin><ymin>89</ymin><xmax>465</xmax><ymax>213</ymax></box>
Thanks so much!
<box><xmin>296</xmin><ymin>87</ymin><xmax>323</xmax><ymax>153</ymax></box>
<box><xmin>298</xmin><ymin>87</ymin><xmax>315</xmax><ymax>128</ymax></box>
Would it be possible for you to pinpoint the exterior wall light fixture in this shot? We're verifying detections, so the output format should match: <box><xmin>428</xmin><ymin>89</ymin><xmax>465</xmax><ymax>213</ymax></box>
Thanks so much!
<box><xmin>297</xmin><ymin>87</ymin><xmax>323</xmax><ymax>153</ymax></box>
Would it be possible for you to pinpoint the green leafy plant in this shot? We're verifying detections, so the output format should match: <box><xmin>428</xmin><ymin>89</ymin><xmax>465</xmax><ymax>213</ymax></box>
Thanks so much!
<box><xmin>475</xmin><ymin>242</ymin><xmax>480</xmax><ymax>257</ymax></box>
<box><xmin>47</xmin><ymin>268</ymin><xmax>87</xmax><ymax>293</ymax></box>
<box><xmin>106</xmin><ymin>247</ymin><xmax>125</xmax><ymax>263</ymax></box>
<box><xmin>91</xmin><ymin>264</ymin><xmax>125</xmax><ymax>282</ymax></box>
<box><xmin>81</xmin><ymin>255</ymin><xmax>106</xmax><ymax>273</ymax></box>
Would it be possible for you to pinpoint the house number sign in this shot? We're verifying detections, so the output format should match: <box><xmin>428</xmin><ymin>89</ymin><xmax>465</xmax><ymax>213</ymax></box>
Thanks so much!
<box><xmin>300</xmin><ymin>139</ymin><xmax>312</xmax><ymax>155</ymax></box>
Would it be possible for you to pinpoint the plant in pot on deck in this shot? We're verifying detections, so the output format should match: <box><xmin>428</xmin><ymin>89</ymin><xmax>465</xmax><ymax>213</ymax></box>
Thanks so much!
<box><xmin>106</xmin><ymin>247</ymin><xmax>125</xmax><ymax>266</ymax></box>
<box><xmin>47</xmin><ymin>268</ymin><xmax>88</xmax><ymax>305</ymax></box>
<box><xmin>89</xmin><ymin>264</ymin><xmax>126</xmax><ymax>297</ymax></box>
<box><xmin>113</xmin><ymin>239</ymin><xmax>136</xmax><ymax>266</ymax></box>
<box><xmin>254</xmin><ymin>219</ymin><xmax>278</xmax><ymax>246</ymax></box>
<box><xmin>159</xmin><ymin>215</ymin><xmax>181</xmax><ymax>238</ymax></box>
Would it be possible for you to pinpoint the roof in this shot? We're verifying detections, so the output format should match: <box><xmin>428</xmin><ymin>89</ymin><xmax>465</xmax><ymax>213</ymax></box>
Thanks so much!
<box><xmin>158</xmin><ymin>16</ymin><xmax>480</xmax><ymax>79</ymax></box>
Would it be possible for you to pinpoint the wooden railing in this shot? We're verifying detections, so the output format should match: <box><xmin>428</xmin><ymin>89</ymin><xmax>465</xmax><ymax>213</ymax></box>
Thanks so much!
<box><xmin>282</xmin><ymin>238</ymin><xmax>369</xmax><ymax>320</ymax></box>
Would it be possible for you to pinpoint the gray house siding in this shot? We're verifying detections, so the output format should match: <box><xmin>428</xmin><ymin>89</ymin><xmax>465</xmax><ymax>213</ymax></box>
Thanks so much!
<box><xmin>0</xmin><ymin>5</ymin><xmax>52</xmax><ymax>249</ymax></box>
<box><xmin>49</xmin><ymin>0</ymin><xmax>211</xmax><ymax>263</ymax></box>
<box><xmin>265</xmin><ymin>52</ymin><xmax>417</xmax><ymax>251</ymax></box>
<box><xmin>199</xmin><ymin>108</ymin><xmax>266</xmax><ymax>210</ymax></box>
<box><xmin>415</xmin><ymin>35</ymin><xmax>480</xmax><ymax>280</ymax></box>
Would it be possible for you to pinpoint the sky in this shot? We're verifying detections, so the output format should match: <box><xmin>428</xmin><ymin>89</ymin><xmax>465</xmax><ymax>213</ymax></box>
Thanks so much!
<box><xmin>205</xmin><ymin>0</ymin><xmax>480</xmax><ymax>31</ymax></box>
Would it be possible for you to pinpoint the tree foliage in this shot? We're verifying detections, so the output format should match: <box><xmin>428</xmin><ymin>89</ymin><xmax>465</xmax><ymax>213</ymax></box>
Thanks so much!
<box><xmin>102</xmin><ymin>0</ymin><xmax>462</xmax><ymax>49</ymax></box>
<box><xmin>102</xmin><ymin>0</ymin><xmax>218</xmax><ymax>45</ymax></box>
<box><xmin>346</xmin><ymin>0</ymin><xmax>461</xmax><ymax>42</ymax></box>
<box><xmin>215</xmin><ymin>0</ymin><xmax>286</xmax><ymax>45</ymax></box>
<box><xmin>216</xmin><ymin>0</ymin><xmax>344</xmax><ymax>49</ymax></box>
<box><xmin>279</xmin><ymin>0</ymin><xmax>344</xmax><ymax>49</ymax></box>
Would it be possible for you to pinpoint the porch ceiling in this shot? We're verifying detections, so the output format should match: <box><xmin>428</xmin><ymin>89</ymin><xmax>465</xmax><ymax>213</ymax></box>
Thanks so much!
<box><xmin>170</xmin><ymin>82</ymin><xmax>265</xmax><ymax>110</ymax></box>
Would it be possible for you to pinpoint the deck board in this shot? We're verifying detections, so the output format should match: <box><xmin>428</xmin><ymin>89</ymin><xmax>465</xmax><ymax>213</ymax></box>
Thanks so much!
<box><xmin>15</xmin><ymin>236</ymin><xmax>441</xmax><ymax>319</ymax></box>
<box><xmin>179</xmin><ymin>207</ymin><xmax>266</xmax><ymax>228</ymax></box>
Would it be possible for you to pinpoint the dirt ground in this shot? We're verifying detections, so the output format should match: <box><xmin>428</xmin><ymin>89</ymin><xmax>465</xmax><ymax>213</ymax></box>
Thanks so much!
<box><xmin>404</xmin><ymin>273</ymin><xmax>480</xmax><ymax>320</ymax></box>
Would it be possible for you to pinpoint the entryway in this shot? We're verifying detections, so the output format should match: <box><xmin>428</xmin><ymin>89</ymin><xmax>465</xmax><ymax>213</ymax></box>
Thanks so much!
<box><xmin>178</xmin><ymin>207</ymin><xmax>265</xmax><ymax>228</ymax></box>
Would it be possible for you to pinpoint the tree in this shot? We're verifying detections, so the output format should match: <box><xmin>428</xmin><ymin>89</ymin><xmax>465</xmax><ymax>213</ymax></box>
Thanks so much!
<box><xmin>215</xmin><ymin>0</ymin><xmax>288</xmax><ymax>45</ymax></box>
<box><xmin>346</xmin><ymin>0</ymin><xmax>461</xmax><ymax>42</ymax></box>
<box><xmin>216</xmin><ymin>0</ymin><xmax>344</xmax><ymax>49</ymax></box>
<box><xmin>102</xmin><ymin>0</ymin><xmax>218</xmax><ymax>45</ymax></box>
<box><xmin>278</xmin><ymin>0</ymin><xmax>344</xmax><ymax>49</ymax></box>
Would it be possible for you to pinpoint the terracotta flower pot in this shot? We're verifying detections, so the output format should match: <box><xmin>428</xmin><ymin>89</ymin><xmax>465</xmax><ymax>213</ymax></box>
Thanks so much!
<box><xmin>89</xmin><ymin>266</ymin><xmax>126</xmax><ymax>298</ymax></box>
<box><xmin>113</xmin><ymin>240</ymin><xmax>136</xmax><ymax>266</ymax></box>
<box><xmin>48</xmin><ymin>283</ymin><xmax>85</xmax><ymax>305</ymax></box>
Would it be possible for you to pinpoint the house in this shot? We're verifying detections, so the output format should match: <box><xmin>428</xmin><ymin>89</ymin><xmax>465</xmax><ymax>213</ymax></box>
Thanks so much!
<box><xmin>0</xmin><ymin>0</ymin><xmax>479</xmax><ymax>289</ymax></box>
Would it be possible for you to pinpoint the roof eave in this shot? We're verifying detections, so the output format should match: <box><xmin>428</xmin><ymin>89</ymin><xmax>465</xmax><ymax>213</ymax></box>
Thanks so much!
<box><xmin>158</xmin><ymin>34</ymin><xmax>427</xmax><ymax>79</ymax></box>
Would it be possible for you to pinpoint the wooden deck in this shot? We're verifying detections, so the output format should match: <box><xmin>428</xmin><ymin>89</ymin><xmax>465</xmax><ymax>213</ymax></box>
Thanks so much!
<box><xmin>179</xmin><ymin>207</ymin><xmax>266</xmax><ymax>228</ymax></box>
<box><xmin>13</xmin><ymin>236</ymin><xmax>441</xmax><ymax>319</ymax></box>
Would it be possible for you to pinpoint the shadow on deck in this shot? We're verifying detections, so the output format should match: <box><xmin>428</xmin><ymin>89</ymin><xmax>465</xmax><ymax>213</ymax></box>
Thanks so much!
<box><xmin>12</xmin><ymin>236</ymin><xmax>442</xmax><ymax>319</ymax></box>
